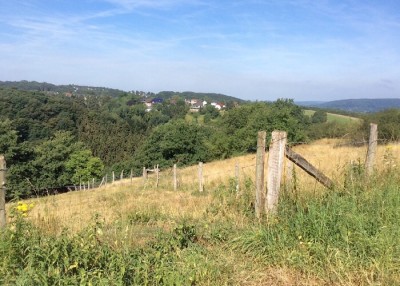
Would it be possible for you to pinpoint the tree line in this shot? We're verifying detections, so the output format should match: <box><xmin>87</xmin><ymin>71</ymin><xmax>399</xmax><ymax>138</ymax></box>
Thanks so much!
<box><xmin>0</xmin><ymin>87</ymin><xmax>397</xmax><ymax>199</ymax></box>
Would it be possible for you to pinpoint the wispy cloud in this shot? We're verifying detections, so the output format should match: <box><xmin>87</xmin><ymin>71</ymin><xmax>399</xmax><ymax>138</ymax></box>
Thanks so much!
<box><xmin>0</xmin><ymin>0</ymin><xmax>399</xmax><ymax>100</ymax></box>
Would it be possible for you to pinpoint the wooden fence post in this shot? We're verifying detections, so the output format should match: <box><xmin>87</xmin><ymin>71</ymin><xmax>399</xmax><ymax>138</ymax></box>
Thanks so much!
<box><xmin>143</xmin><ymin>167</ymin><xmax>147</xmax><ymax>184</ymax></box>
<box><xmin>286</xmin><ymin>146</ymin><xmax>333</xmax><ymax>189</ymax></box>
<box><xmin>120</xmin><ymin>170</ymin><xmax>124</xmax><ymax>180</ymax></box>
<box><xmin>366</xmin><ymin>123</ymin><xmax>378</xmax><ymax>176</ymax></box>
<box><xmin>156</xmin><ymin>164</ymin><xmax>159</xmax><ymax>188</ymax></box>
<box><xmin>266</xmin><ymin>131</ymin><xmax>287</xmax><ymax>214</ymax></box>
<box><xmin>130</xmin><ymin>169</ymin><xmax>133</xmax><ymax>185</ymax></box>
<box><xmin>198</xmin><ymin>162</ymin><xmax>204</xmax><ymax>192</ymax></box>
<box><xmin>173</xmin><ymin>164</ymin><xmax>177</xmax><ymax>191</ymax></box>
<box><xmin>0</xmin><ymin>156</ymin><xmax>6</xmax><ymax>228</ymax></box>
<box><xmin>112</xmin><ymin>171</ymin><xmax>115</xmax><ymax>183</ymax></box>
<box><xmin>235</xmin><ymin>162</ymin><xmax>240</xmax><ymax>193</ymax></box>
<box><xmin>255</xmin><ymin>131</ymin><xmax>266</xmax><ymax>218</ymax></box>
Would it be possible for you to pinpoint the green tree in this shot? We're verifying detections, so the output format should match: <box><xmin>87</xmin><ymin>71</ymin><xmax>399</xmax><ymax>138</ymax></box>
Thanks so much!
<box><xmin>33</xmin><ymin>131</ymin><xmax>85</xmax><ymax>189</ymax></box>
<box><xmin>311</xmin><ymin>110</ymin><xmax>328</xmax><ymax>123</ymax></box>
<box><xmin>65</xmin><ymin>150</ymin><xmax>104</xmax><ymax>184</ymax></box>
<box><xmin>364</xmin><ymin>109</ymin><xmax>400</xmax><ymax>141</ymax></box>
<box><xmin>200</xmin><ymin>104</ymin><xmax>219</xmax><ymax>119</ymax></box>
<box><xmin>133</xmin><ymin>120</ymin><xmax>212</xmax><ymax>168</ymax></box>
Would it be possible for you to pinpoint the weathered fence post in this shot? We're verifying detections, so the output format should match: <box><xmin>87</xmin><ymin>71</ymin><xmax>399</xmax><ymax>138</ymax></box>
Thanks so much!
<box><xmin>173</xmin><ymin>164</ymin><xmax>177</xmax><ymax>191</ymax></box>
<box><xmin>143</xmin><ymin>167</ymin><xmax>147</xmax><ymax>184</ymax></box>
<box><xmin>198</xmin><ymin>162</ymin><xmax>204</xmax><ymax>192</ymax></box>
<box><xmin>156</xmin><ymin>164</ymin><xmax>159</xmax><ymax>188</ymax></box>
<box><xmin>255</xmin><ymin>131</ymin><xmax>266</xmax><ymax>218</ymax></box>
<box><xmin>0</xmin><ymin>156</ymin><xmax>6</xmax><ymax>228</ymax></box>
<box><xmin>285</xmin><ymin>146</ymin><xmax>333</xmax><ymax>189</ymax></box>
<box><xmin>120</xmin><ymin>170</ymin><xmax>124</xmax><ymax>180</ymax></box>
<box><xmin>235</xmin><ymin>162</ymin><xmax>240</xmax><ymax>193</ymax></box>
<box><xmin>99</xmin><ymin>177</ymin><xmax>105</xmax><ymax>187</ymax></box>
<box><xmin>266</xmin><ymin>131</ymin><xmax>287</xmax><ymax>214</ymax></box>
<box><xmin>366</xmin><ymin>123</ymin><xmax>378</xmax><ymax>176</ymax></box>
<box><xmin>130</xmin><ymin>169</ymin><xmax>133</xmax><ymax>185</ymax></box>
<box><xmin>112</xmin><ymin>171</ymin><xmax>115</xmax><ymax>183</ymax></box>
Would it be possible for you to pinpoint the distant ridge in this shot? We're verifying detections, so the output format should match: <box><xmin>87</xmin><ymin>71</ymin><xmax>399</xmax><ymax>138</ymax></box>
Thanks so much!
<box><xmin>0</xmin><ymin>80</ymin><xmax>126</xmax><ymax>97</ymax></box>
<box><xmin>319</xmin><ymin>98</ymin><xmax>400</xmax><ymax>113</ymax></box>
<box><xmin>156</xmin><ymin>91</ymin><xmax>245</xmax><ymax>103</ymax></box>
<box><xmin>0</xmin><ymin>80</ymin><xmax>244</xmax><ymax>103</ymax></box>
<box><xmin>299</xmin><ymin>98</ymin><xmax>400</xmax><ymax>113</ymax></box>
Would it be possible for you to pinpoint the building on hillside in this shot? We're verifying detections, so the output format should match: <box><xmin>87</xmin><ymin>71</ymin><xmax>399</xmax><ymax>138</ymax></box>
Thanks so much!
<box><xmin>190</xmin><ymin>101</ymin><xmax>204</xmax><ymax>112</ymax></box>
<box><xmin>151</xmin><ymin>98</ymin><xmax>163</xmax><ymax>104</ymax></box>
<box><xmin>211</xmin><ymin>102</ymin><xmax>226</xmax><ymax>110</ymax></box>
<box><xmin>144</xmin><ymin>99</ymin><xmax>153</xmax><ymax>112</ymax></box>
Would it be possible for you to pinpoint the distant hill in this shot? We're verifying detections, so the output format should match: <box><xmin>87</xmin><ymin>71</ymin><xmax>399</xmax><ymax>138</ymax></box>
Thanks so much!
<box><xmin>299</xmin><ymin>98</ymin><xmax>400</xmax><ymax>113</ymax></box>
<box><xmin>0</xmin><ymin>80</ymin><xmax>244</xmax><ymax>103</ymax></box>
<box><xmin>156</xmin><ymin>91</ymin><xmax>245</xmax><ymax>103</ymax></box>
<box><xmin>295</xmin><ymin>101</ymin><xmax>326</xmax><ymax>107</ymax></box>
<box><xmin>319</xmin><ymin>98</ymin><xmax>400</xmax><ymax>113</ymax></box>
<box><xmin>0</xmin><ymin>80</ymin><xmax>128</xmax><ymax>97</ymax></box>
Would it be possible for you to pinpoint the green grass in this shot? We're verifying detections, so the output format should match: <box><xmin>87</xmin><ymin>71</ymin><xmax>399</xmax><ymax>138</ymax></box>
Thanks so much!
<box><xmin>305</xmin><ymin>109</ymin><xmax>362</xmax><ymax>124</ymax></box>
<box><xmin>1</xmin><ymin>167</ymin><xmax>400</xmax><ymax>284</ymax></box>
<box><xmin>233</xmin><ymin>170</ymin><xmax>400</xmax><ymax>284</ymax></box>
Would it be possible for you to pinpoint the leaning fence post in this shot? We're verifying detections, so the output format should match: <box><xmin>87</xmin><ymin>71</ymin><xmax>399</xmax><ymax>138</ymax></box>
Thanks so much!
<box><xmin>266</xmin><ymin>131</ymin><xmax>287</xmax><ymax>214</ymax></box>
<box><xmin>173</xmin><ymin>164</ymin><xmax>177</xmax><ymax>191</ymax></box>
<box><xmin>366</xmin><ymin>123</ymin><xmax>378</xmax><ymax>176</ymax></box>
<box><xmin>255</xmin><ymin>131</ymin><xmax>266</xmax><ymax>218</ymax></box>
<box><xmin>198</xmin><ymin>162</ymin><xmax>204</xmax><ymax>192</ymax></box>
<box><xmin>0</xmin><ymin>155</ymin><xmax>6</xmax><ymax>228</ymax></box>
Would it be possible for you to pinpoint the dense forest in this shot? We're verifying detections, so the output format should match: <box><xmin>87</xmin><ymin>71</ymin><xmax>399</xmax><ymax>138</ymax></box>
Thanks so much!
<box><xmin>1</xmin><ymin>85</ymin><xmax>399</xmax><ymax>200</ymax></box>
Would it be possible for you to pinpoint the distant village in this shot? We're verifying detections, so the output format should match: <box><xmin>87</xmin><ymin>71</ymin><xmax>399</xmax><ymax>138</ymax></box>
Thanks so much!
<box><xmin>59</xmin><ymin>86</ymin><xmax>231</xmax><ymax>112</ymax></box>
<box><xmin>141</xmin><ymin>97</ymin><xmax>226</xmax><ymax>112</ymax></box>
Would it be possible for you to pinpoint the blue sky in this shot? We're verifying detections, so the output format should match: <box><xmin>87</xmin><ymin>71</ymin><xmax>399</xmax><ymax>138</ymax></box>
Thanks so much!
<box><xmin>0</xmin><ymin>0</ymin><xmax>399</xmax><ymax>101</ymax></box>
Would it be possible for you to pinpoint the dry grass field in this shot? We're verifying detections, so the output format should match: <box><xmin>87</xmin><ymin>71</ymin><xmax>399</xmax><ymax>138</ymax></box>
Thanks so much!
<box><xmin>8</xmin><ymin>138</ymin><xmax>399</xmax><ymax>234</ymax></box>
<box><xmin>3</xmin><ymin>138</ymin><xmax>400</xmax><ymax>285</ymax></box>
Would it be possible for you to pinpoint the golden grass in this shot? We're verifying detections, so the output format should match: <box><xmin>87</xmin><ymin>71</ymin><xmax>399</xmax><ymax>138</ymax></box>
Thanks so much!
<box><xmin>7</xmin><ymin>139</ymin><xmax>400</xmax><ymax>234</ymax></box>
<box><xmin>5</xmin><ymin>139</ymin><xmax>400</xmax><ymax>285</ymax></box>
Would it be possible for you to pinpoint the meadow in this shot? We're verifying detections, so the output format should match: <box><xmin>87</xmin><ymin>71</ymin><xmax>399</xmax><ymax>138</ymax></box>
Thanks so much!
<box><xmin>1</xmin><ymin>139</ymin><xmax>400</xmax><ymax>285</ymax></box>
<box><xmin>304</xmin><ymin>110</ymin><xmax>362</xmax><ymax>124</ymax></box>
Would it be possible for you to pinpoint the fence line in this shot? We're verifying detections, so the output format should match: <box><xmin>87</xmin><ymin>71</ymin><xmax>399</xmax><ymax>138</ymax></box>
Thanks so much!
<box><xmin>0</xmin><ymin>124</ymin><xmax>384</xmax><ymax>226</ymax></box>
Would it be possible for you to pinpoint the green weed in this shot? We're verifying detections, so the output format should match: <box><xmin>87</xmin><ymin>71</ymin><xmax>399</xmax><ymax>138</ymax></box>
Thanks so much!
<box><xmin>232</xmin><ymin>168</ymin><xmax>400</xmax><ymax>284</ymax></box>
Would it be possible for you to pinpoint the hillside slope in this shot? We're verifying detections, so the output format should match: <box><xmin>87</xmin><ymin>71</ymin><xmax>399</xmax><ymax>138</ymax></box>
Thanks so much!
<box><xmin>318</xmin><ymin>98</ymin><xmax>400</xmax><ymax>113</ymax></box>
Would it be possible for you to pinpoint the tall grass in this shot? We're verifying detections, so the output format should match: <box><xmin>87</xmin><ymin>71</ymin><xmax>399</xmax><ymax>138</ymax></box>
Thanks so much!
<box><xmin>233</xmin><ymin>168</ymin><xmax>400</xmax><ymax>284</ymax></box>
<box><xmin>2</xmin><ymin>141</ymin><xmax>400</xmax><ymax>284</ymax></box>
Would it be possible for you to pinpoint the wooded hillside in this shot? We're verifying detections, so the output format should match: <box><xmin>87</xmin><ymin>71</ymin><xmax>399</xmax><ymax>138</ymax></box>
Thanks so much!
<box><xmin>2</xmin><ymin>84</ymin><xmax>395</xmax><ymax>199</ymax></box>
